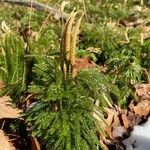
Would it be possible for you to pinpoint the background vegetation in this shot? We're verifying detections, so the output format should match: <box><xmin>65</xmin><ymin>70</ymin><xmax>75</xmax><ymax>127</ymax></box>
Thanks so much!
<box><xmin>0</xmin><ymin>0</ymin><xmax>150</xmax><ymax>149</ymax></box>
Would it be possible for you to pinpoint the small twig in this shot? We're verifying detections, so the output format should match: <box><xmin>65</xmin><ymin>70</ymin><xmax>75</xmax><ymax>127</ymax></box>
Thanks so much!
<box><xmin>7</xmin><ymin>134</ymin><xmax>20</xmax><ymax>138</ymax></box>
<box><xmin>0</xmin><ymin>0</ymin><xmax>68</xmax><ymax>20</ymax></box>
<box><xmin>141</xmin><ymin>33</ymin><xmax>144</xmax><ymax>45</ymax></box>
<box><xmin>0</xmin><ymin>120</ymin><xmax>5</xmax><ymax>130</ymax></box>
<box><xmin>35</xmin><ymin>11</ymin><xmax>52</xmax><ymax>41</ymax></box>
<box><xmin>53</xmin><ymin>0</ymin><xmax>61</xmax><ymax>8</ymax></box>
<box><xmin>82</xmin><ymin>0</ymin><xmax>87</xmax><ymax>20</ymax></box>
<box><xmin>28</xmin><ymin>0</ymin><xmax>33</xmax><ymax>32</ymax></box>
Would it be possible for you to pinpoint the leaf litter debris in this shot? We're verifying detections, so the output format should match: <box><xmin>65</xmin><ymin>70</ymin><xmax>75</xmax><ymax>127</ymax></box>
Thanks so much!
<box><xmin>100</xmin><ymin>83</ymin><xmax>150</xmax><ymax>149</ymax></box>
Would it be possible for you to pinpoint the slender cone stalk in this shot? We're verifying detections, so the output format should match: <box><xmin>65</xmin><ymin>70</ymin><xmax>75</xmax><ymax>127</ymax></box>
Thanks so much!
<box><xmin>70</xmin><ymin>14</ymin><xmax>84</xmax><ymax>76</ymax></box>
<box><xmin>64</xmin><ymin>12</ymin><xmax>77</xmax><ymax>61</ymax></box>
<box><xmin>60</xmin><ymin>9</ymin><xmax>83</xmax><ymax>79</ymax></box>
<box><xmin>60</xmin><ymin>2</ymin><xmax>70</xmax><ymax>78</ymax></box>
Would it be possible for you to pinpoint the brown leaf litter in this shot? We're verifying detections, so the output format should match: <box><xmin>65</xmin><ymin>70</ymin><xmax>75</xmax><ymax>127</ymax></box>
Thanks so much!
<box><xmin>0</xmin><ymin>96</ymin><xmax>22</xmax><ymax>119</ymax></box>
<box><xmin>0</xmin><ymin>130</ymin><xmax>15</xmax><ymax>150</ymax></box>
<box><xmin>99</xmin><ymin>83</ymin><xmax>150</xmax><ymax>149</ymax></box>
<box><xmin>74</xmin><ymin>57</ymin><xmax>95</xmax><ymax>75</ymax></box>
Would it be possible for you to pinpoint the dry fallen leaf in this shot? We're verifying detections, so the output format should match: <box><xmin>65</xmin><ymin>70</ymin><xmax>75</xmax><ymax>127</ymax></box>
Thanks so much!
<box><xmin>104</xmin><ymin>107</ymin><xmax>120</xmax><ymax>127</ymax></box>
<box><xmin>129</xmin><ymin>82</ymin><xmax>150</xmax><ymax>117</ymax></box>
<box><xmin>121</xmin><ymin>113</ymin><xmax>130</xmax><ymax>129</ymax></box>
<box><xmin>134</xmin><ymin>83</ymin><xmax>150</xmax><ymax>100</ymax></box>
<box><xmin>102</xmin><ymin>106</ymin><xmax>133</xmax><ymax>138</ymax></box>
<box><xmin>119</xmin><ymin>18</ymin><xmax>144</xmax><ymax>27</ymax></box>
<box><xmin>129</xmin><ymin>100</ymin><xmax>150</xmax><ymax>116</ymax></box>
<box><xmin>74</xmin><ymin>57</ymin><xmax>95</xmax><ymax>76</ymax></box>
<box><xmin>127</xmin><ymin>111</ymin><xmax>141</xmax><ymax>127</ymax></box>
<box><xmin>101</xmin><ymin>107</ymin><xmax>121</xmax><ymax>139</ymax></box>
<box><xmin>0</xmin><ymin>96</ymin><xmax>22</xmax><ymax>119</ymax></box>
<box><xmin>0</xmin><ymin>130</ymin><xmax>15</xmax><ymax>150</ymax></box>
<box><xmin>112</xmin><ymin>126</ymin><xmax>126</xmax><ymax>138</ymax></box>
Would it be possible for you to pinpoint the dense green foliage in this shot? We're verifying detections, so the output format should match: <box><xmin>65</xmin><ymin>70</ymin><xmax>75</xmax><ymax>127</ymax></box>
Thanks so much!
<box><xmin>0</xmin><ymin>33</ymin><xmax>25</xmax><ymax>102</ymax></box>
<box><xmin>0</xmin><ymin>0</ymin><xmax>150</xmax><ymax>149</ymax></box>
<box><xmin>26</xmin><ymin>57</ymin><xmax>109</xmax><ymax>149</ymax></box>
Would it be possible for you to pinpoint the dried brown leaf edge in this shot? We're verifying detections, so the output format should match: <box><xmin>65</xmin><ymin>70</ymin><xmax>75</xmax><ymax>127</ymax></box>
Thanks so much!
<box><xmin>0</xmin><ymin>96</ymin><xmax>22</xmax><ymax>119</ymax></box>
<box><xmin>0</xmin><ymin>129</ymin><xmax>15</xmax><ymax>150</ymax></box>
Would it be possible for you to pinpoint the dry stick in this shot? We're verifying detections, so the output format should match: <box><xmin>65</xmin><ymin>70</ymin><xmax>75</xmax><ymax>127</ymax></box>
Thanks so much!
<box><xmin>0</xmin><ymin>120</ymin><xmax>5</xmax><ymax>130</ymax></box>
<box><xmin>28</xmin><ymin>0</ymin><xmax>33</xmax><ymax>33</ymax></box>
<box><xmin>141</xmin><ymin>33</ymin><xmax>144</xmax><ymax>45</ymax></box>
<box><xmin>53</xmin><ymin>0</ymin><xmax>61</xmax><ymax>8</ymax></box>
<box><xmin>82</xmin><ymin>0</ymin><xmax>87</xmax><ymax>20</ymax></box>
<box><xmin>0</xmin><ymin>0</ymin><xmax>68</xmax><ymax>20</ymax></box>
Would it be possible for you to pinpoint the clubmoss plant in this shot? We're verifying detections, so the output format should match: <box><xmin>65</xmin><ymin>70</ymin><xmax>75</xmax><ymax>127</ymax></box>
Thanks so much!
<box><xmin>26</xmin><ymin>8</ymin><xmax>119</xmax><ymax>149</ymax></box>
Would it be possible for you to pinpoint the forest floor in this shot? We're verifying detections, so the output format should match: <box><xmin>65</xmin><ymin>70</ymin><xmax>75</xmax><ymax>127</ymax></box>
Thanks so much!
<box><xmin>0</xmin><ymin>0</ymin><xmax>150</xmax><ymax>150</ymax></box>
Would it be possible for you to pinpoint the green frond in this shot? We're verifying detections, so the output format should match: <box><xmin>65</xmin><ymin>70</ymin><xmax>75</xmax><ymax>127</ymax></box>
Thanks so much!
<box><xmin>27</xmin><ymin>55</ymin><xmax>122</xmax><ymax>149</ymax></box>
<box><xmin>0</xmin><ymin>33</ymin><xmax>25</xmax><ymax>101</ymax></box>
